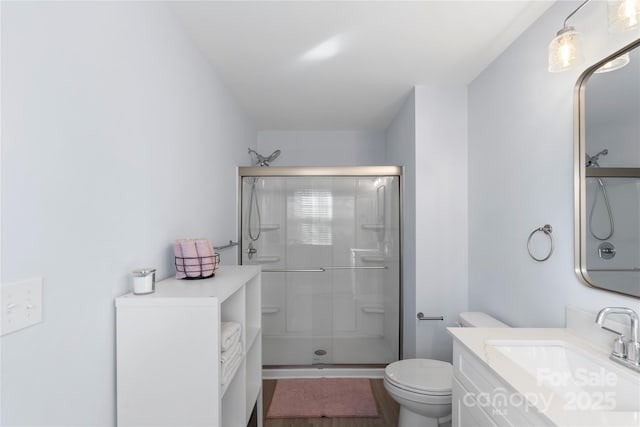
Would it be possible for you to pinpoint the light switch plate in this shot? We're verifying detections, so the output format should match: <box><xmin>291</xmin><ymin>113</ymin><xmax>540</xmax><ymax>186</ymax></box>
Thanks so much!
<box><xmin>1</xmin><ymin>277</ymin><xmax>43</xmax><ymax>336</ymax></box>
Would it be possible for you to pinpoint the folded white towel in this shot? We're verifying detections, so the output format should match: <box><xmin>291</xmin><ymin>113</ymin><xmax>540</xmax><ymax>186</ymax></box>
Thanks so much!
<box><xmin>221</xmin><ymin>350</ymin><xmax>243</xmax><ymax>386</ymax></box>
<box><xmin>221</xmin><ymin>341</ymin><xmax>242</xmax><ymax>364</ymax></box>
<box><xmin>221</xmin><ymin>322</ymin><xmax>242</xmax><ymax>352</ymax></box>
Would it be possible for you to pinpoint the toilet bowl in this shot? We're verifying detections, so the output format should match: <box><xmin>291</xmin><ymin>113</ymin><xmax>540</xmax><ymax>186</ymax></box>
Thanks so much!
<box><xmin>384</xmin><ymin>312</ymin><xmax>508</xmax><ymax>427</ymax></box>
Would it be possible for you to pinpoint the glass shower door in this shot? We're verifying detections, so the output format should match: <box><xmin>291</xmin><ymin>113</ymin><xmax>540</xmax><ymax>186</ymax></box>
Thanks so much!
<box><xmin>240</xmin><ymin>171</ymin><xmax>400</xmax><ymax>367</ymax></box>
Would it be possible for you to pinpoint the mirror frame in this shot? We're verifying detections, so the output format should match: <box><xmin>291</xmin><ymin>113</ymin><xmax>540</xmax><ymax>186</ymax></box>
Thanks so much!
<box><xmin>574</xmin><ymin>38</ymin><xmax>640</xmax><ymax>299</ymax></box>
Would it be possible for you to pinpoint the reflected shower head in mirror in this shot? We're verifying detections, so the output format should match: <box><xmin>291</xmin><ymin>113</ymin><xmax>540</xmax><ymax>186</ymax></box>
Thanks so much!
<box><xmin>585</xmin><ymin>149</ymin><xmax>614</xmax><ymax>241</ymax></box>
<box><xmin>248</xmin><ymin>148</ymin><xmax>281</xmax><ymax>167</ymax></box>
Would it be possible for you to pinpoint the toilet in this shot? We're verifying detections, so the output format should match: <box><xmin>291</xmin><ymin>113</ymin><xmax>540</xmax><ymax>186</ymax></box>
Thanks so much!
<box><xmin>384</xmin><ymin>312</ymin><xmax>509</xmax><ymax>427</ymax></box>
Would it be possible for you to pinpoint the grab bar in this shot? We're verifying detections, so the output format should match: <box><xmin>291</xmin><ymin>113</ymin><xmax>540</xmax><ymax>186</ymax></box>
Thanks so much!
<box><xmin>215</xmin><ymin>240</ymin><xmax>239</xmax><ymax>250</ymax></box>
<box><xmin>324</xmin><ymin>266</ymin><xmax>388</xmax><ymax>270</ymax></box>
<box><xmin>417</xmin><ymin>312</ymin><xmax>444</xmax><ymax>321</ymax></box>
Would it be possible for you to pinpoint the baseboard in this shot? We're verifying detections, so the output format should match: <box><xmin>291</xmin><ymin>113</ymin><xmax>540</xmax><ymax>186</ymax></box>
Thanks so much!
<box><xmin>262</xmin><ymin>367</ymin><xmax>385</xmax><ymax>379</ymax></box>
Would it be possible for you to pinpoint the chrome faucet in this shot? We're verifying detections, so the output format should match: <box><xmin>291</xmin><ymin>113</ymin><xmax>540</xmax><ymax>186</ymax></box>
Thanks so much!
<box><xmin>595</xmin><ymin>306</ymin><xmax>640</xmax><ymax>372</ymax></box>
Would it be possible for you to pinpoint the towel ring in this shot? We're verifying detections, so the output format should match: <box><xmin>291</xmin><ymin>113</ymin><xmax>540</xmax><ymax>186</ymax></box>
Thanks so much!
<box><xmin>527</xmin><ymin>224</ymin><xmax>554</xmax><ymax>262</ymax></box>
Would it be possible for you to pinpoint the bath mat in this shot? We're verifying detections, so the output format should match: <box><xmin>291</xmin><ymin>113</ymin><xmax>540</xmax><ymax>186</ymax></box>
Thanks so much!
<box><xmin>266</xmin><ymin>378</ymin><xmax>378</xmax><ymax>419</ymax></box>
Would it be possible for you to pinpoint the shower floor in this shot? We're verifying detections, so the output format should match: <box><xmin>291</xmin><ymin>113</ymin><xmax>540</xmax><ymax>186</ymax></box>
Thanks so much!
<box><xmin>263</xmin><ymin>335</ymin><xmax>397</xmax><ymax>365</ymax></box>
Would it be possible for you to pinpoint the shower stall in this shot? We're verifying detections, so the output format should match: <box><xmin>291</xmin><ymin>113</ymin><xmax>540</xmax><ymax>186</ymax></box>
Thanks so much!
<box><xmin>238</xmin><ymin>166</ymin><xmax>402</xmax><ymax>367</ymax></box>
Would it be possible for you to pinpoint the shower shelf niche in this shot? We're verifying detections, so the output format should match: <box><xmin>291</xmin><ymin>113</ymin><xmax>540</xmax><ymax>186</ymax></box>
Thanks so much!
<box><xmin>361</xmin><ymin>255</ymin><xmax>386</xmax><ymax>263</ymax></box>
<box><xmin>255</xmin><ymin>256</ymin><xmax>280</xmax><ymax>263</ymax></box>
<box><xmin>262</xmin><ymin>306</ymin><xmax>280</xmax><ymax>315</ymax></box>
<box><xmin>361</xmin><ymin>224</ymin><xmax>384</xmax><ymax>231</ymax></box>
<box><xmin>259</xmin><ymin>224</ymin><xmax>280</xmax><ymax>231</ymax></box>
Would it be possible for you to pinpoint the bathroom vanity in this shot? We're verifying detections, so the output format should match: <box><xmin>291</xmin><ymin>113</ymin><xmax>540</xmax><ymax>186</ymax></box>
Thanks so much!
<box><xmin>449</xmin><ymin>327</ymin><xmax>640</xmax><ymax>426</ymax></box>
<box><xmin>115</xmin><ymin>265</ymin><xmax>262</xmax><ymax>427</ymax></box>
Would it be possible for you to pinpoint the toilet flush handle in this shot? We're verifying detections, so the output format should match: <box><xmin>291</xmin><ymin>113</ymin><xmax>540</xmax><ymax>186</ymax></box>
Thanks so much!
<box><xmin>417</xmin><ymin>312</ymin><xmax>444</xmax><ymax>321</ymax></box>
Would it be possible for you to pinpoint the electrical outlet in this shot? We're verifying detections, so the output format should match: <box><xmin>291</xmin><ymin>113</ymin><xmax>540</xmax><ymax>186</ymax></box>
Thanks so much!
<box><xmin>1</xmin><ymin>277</ymin><xmax>43</xmax><ymax>336</ymax></box>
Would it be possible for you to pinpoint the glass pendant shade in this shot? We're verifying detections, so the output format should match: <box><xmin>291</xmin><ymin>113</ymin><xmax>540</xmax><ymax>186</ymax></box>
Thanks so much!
<box><xmin>608</xmin><ymin>0</ymin><xmax>640</xmax><ymax>32</ymax></box>
<box><xmin>548</xmin><ymin>27</ymin><xmax>585</xmax><ymax>72</ymax></box>
<box><xmin>595</xmin><ymin>52</ymin><xmax>631</xmax><ymax>73</ymax></box>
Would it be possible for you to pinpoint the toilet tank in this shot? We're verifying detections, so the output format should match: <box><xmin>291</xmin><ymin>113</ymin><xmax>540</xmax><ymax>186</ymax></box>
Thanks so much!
<box><xmin>458</xmin><ymin>312</ymin><xmax>509</xmax><ymax>328</ymax></box>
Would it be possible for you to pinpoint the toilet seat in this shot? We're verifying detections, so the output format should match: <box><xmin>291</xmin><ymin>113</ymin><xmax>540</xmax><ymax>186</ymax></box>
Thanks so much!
<box><xmin>384</xmin><ymin>359</ymin><xmax>452</xmax><ymax>396</ymax></box>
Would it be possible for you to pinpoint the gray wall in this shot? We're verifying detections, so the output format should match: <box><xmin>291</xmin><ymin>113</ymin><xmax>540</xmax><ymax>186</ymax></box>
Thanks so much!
<box><xmin>257</xmin><ymin>130</ymin><xmax>386</xmax><ymax>166</ymax></box>
<box><xmin>468</xmin><ymin>1</ymin><xmax>640</xmax><ymax>327</ymax></box>
<box><xmin>1</xmin><ymin>2</ymin><xmax>254</xmax><ymax>425</ymax></box>
<box><xmin>385</xmin><ymin>90</ymin><xmax>417</xmax><ymax>358</ymax></box>
<box><xmin>384</xmin><ymin>86</ymin><xmax>468</xmax><ymax>362</ymax></box>
<box><xmin>414</xmin><ymin>86</ymin><xmax>468</xmax><ymax>361</ymax></box>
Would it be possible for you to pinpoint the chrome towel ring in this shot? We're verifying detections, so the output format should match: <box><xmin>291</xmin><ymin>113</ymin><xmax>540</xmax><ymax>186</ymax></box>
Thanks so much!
<box><xmin>527</xmin><ymin>224</ymin><xmax>554</xmax><ymax>262</ymax></box>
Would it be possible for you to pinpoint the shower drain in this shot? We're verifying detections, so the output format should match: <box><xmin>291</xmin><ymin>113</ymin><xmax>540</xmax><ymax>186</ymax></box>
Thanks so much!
<box><xmin>314</xmin><ymin>349</ymin><xmax>327</xmax><ymax>356</ymax></box>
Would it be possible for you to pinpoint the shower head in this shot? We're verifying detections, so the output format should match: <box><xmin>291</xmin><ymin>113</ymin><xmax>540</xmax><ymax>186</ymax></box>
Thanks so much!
<box><xmin>585</xmin><ymin>149</ymin><xmax>608</xmax><ymax>168</ymax></box>
<box><xmin>269</xmin><ymin>149</ymin><xmax>281</xmax><ymax>163</ymax></box>
<box><xmin>248</xmin><ymin>148</ymin><xmax>281</xmax><ymax>167</ymax></box>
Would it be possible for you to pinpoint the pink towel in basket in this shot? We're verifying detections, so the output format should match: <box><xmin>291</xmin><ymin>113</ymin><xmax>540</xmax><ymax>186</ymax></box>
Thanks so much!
<box><xmin>196</xmin><ymin>239</ymin><xmax>216</xmax><ymax>277</ymax></box>
<box><xmin>174</xmin><ymin>238</ymin><xmax>216</xmax><ymax>279</ymax></box>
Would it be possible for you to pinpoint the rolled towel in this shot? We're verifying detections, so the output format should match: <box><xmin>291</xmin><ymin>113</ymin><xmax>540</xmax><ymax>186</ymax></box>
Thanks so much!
<box><xmin>221</xmin><ymin>341</ymin><xmax>242</xmax><ymax>364</ymax></box>
<box><xmin>181</xmin><ymin>239</ymin><xmax>203</xmax><ymax>278</ymax></box>
<box><xmin>221</xmin><ymin>321</ymin><xmax>242</xmax><ymax>352</ymax></box>
<box><xmin>195</xmin><ymin>239</ymin><xmax>215</xmax><ymax>277</ymax></box>
<box><xmin>173</xmin><ymin>241</ymin><xmax>187</xmax><ymax>279</ymax></box>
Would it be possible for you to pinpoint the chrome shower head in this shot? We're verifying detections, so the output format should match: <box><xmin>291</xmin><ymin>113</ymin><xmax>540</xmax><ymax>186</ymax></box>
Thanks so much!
<box><xmin>585</xmin><ymin>149</ymin><xmax>608</xmax><ymax>168</ymax></box>
<box><xmin>248</xmin><ymin>148</ymin><xmax>281</xmax><ymax>167</ymax></box>
<box><xmin>268</xmin><ymin>149</ymin><xmax>281</xmax><ymax>163</ymax></box>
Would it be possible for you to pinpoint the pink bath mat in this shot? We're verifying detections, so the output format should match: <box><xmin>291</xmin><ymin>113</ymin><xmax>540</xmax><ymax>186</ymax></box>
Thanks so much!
<box><xmin>266</xmin><ymin>378</ymin><xmax>378</xmax><ymax>419</ymax></box>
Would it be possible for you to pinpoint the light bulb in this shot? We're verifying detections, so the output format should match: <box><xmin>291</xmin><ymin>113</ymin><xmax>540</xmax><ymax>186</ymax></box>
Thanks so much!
<box><xmin>548</xmin><ymin>27</ymin><xmax>585</xmax><ymax>72</ymax></box>
<box><xmin>608</xmin><ymin>0</ymin><xmax>640</xmax><ymax>32</ymax></box>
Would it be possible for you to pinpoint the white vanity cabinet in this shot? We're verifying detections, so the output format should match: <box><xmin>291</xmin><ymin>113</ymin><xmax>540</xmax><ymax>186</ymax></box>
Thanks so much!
<box><xmin>452</xmin><ymin>340</ymin><xmax>548</xmax><ymax>427</ymax></box>
<box><xmin>116</xmin><ymin>265</ymin><xmax>262</xmax><ymax>427</ymax></box>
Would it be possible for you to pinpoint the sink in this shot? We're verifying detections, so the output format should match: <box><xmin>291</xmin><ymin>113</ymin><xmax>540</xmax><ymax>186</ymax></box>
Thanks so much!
<box><xmin>487</xmin><ymin>340</ymin><xmax>640</xmax><ymax>412</ymax></box>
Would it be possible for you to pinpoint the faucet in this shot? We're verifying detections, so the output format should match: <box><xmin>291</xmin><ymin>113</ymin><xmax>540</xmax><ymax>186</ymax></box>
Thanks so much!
<box><xmin>595</xmin><ymin>306</ymin><xmax>640</xmax><ymax>372</ymax></box>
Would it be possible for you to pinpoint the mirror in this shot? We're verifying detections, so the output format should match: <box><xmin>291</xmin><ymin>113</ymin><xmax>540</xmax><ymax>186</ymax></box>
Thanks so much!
<box><xmin>575</xmin><ymin>38</ymin><xmax>640</xmax><ymax>298</ymax></box>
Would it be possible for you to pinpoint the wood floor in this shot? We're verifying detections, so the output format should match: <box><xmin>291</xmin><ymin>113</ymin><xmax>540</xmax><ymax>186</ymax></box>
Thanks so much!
<box><xmin>262</xmin><ymin>379</ymin><xmax>399</xmax><ymax>427</ymax></box>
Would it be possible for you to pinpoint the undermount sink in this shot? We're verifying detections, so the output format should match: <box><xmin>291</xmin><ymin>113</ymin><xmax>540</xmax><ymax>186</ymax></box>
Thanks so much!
<box><xmin>487</xmin><ymin>340</ymin><xmax>640</xmax><ymax>412</ymax></box>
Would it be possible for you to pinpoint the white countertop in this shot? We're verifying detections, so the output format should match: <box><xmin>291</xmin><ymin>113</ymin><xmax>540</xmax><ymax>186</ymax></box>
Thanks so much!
<box><xmin>116</xmin><ymin>265</ymin><xmax>261</xmax><ymax>306</ymax></box>
<box><xmin>448</xmin><ymin>327</ymin><xmax>640</xmax><ymax>426</ymax></box>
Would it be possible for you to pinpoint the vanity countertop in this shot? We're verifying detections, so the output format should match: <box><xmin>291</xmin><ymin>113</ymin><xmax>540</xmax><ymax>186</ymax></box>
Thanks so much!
<box><xmin>448</xmin><ymin>327</ymin><xmax>640</xmax><ymax>426</ymax></box>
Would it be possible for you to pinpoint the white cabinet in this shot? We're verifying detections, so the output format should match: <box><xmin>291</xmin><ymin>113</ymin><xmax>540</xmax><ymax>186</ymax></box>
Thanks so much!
<box><xmin>116</xmin><ymin>265</ymin><xmax>262</xmax><ymax>427</ymax></box>
<box><xmin>452</xmin><ymin>340</ymin><xmax>548</xmax><ymax>427</ymax></box>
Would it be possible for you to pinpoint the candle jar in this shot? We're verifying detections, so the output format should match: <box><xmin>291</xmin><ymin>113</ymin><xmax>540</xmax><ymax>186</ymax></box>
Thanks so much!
<box><xmin>132</xmin><ymin>268</ymin><xmax>156</xmax><ymax>295</ymax></box>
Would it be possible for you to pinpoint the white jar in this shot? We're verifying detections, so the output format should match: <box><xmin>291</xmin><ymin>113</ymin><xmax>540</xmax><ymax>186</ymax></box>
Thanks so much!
<box><xmin>132</xmin><ymin>268</ymin><xmax>156</xmax><ymax>295</ymax></box>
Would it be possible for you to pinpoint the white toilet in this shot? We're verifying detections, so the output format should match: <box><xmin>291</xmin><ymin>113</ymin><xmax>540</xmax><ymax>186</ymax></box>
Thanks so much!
<box><xmin>384</xmin><ymin>312</ymin><xmax>509</xmax><ymax>427</ymax></box>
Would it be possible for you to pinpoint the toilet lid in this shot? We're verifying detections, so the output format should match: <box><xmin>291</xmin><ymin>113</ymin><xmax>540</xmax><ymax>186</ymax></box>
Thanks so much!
<box><xmin>385</xmin><ymin>359</ymin><xmax>452</xmax><ymax>395</ymax></box>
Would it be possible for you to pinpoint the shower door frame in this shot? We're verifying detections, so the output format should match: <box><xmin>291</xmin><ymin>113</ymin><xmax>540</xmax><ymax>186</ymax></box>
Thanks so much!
<box><xmin>237</xmin><ymin>166</ymin><xmax>404</xmax><ymax>364</ymax></box>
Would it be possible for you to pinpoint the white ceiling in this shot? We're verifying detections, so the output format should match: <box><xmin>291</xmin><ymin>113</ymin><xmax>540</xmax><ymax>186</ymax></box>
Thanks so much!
<box><xmin>167</xmin><ymin>1</ymin><xmax>554</xmax><ymax>131</ymax></box>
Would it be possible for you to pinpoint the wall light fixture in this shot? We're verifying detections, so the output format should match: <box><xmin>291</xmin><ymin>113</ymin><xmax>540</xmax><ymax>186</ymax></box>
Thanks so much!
<box><xmin>548</xmin><ymin>0</ymin><xmax>639</xmax><ymax>73</ymax></box>
<box><xmin>608</xmin><ymin>0</ymin><xmax>640</xmax><ymax>32</ymax></box>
